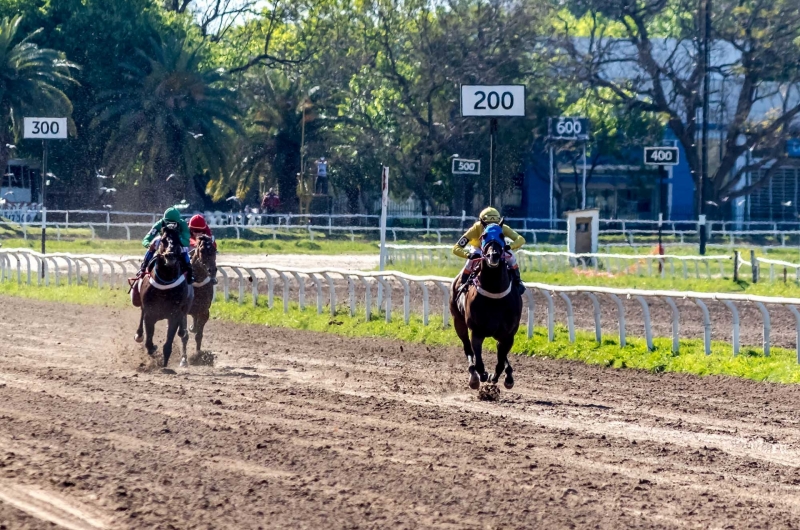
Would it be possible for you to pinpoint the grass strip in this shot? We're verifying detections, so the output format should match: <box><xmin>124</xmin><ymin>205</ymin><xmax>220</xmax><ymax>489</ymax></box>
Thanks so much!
<box><xmin>2</xmin><ymin>281</ymin><xmax>800</xmax><ymax>384</ymax></box>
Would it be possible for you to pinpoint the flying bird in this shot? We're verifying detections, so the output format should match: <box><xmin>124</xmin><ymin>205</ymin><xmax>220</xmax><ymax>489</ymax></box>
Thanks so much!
<box><xmin>433</xmin><ymin>180</ymin><xmax>444</xmax><ymax>186</ymax></box>
<box><xmin>188</xmin><ymin>131</ymin><xmax>204</xmax><ymax>139</ymax></box>
<box><xmin>4</xmin><ymin>172</ymin><xmax>13</xmax><ymax>177</ymax></box>
<box><xmin>45</xmin><ymin>172</ymin><xmax>59</xmax><ymax>180</ymax></box>
<box><xmin>99</xmin><ymin>187</ymin><xmax>116</xmax><ymax>193</ymax></box>
<box><xmin>226</xmin><ymin>196</ymin><xmax>241</xmax><ymax>202</ymax></box>
<box><xmin>95</xmin><ymin>169</ymin><xmax>110</xmax><ymax>179</ymax></box>
<box><xmin>166</xmin><ymin>174</ymin><xmax>177</xmax><ymax>181</ymax></box>
<box><xmin>102</xmin><ymin>204</ymin><xmax>113</xmax><ymax>210</ymax></box>
<box><xmin>705</xmin><ymin>200</ymin><xmax>719</xmax><ymax>207</ymax></box>
<box><xmin>4</xmin><ymin>190</ymin><xmax>14</xmax><ymax>196</ymax></box>
<box><xmin>736</xmin><ymin>198</ymin><xmax>746</xmax><ymax>206</ymax></box>
<box><xmin>5</xmin><ymin>144</ymin><xmax>15</xmax><ymax>150</ymax></box>
<box><xmin>782</xmin><ymin>200</ymin><xmax>793</xmax><ymax>207</ymax></box>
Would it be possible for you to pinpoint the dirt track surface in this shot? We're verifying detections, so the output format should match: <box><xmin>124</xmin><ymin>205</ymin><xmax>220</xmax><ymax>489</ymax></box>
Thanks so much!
<box><xmin>2</xmin><ymin>297</ymin><xmax>800</xmax><ymax>528</ymax></box>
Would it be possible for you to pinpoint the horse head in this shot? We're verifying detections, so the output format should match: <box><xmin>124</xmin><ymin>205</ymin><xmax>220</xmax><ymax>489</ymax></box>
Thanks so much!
<box><xmin>158</xmin><ymin>223</ymin><xmax>182</xmax><ymax>268</ymax></box>
<box><xmin>193</xmin><ymin>234</ymin><xmax>217</xmax><ymax>279</ymax></box>
<box><xmin>480</xmin><ymin>223</ymin><xmax>506</xmax><ymax>269</ymax></box>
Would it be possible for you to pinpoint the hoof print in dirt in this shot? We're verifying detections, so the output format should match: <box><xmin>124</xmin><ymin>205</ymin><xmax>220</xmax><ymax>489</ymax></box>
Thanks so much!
<box><xmin>161</xmin><ymin>368</ymin><xmax>177</xmax><ymax>375</ymax></box>
<box><xmin>478</xmin><ymin>384</ymin><xmax>500</xmax><ymax>401</ymax></box>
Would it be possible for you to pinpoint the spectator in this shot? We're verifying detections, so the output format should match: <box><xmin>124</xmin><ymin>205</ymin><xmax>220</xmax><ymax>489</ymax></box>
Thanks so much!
<box><xmin>261</xmin><ymin>188</ymin><xmax>280</xmax><ymax>223</ymax></box>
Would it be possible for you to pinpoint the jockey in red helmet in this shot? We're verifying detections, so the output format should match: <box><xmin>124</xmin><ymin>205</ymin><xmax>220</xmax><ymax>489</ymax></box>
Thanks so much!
<box><xmin>188</xmin><ymin>214</ymin><xmax>218</xmax><ymax>284</ymax></box>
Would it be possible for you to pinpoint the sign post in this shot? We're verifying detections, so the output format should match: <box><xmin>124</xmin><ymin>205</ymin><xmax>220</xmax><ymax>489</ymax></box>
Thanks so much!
<box><xmin>453</xmin><ymin>158</ymin><xmax>480</xmax><ymax>228</ymax></box>
<box><xmin>379</xmin><ymin>166</ymin><xmax>389</xmax><ymax>272</ymax></box>
<box><xmin>461</xmin><ymin>85</ymin><xmax>525</xmax><ymax>207</ymax></box>
<box><xmin>547</xmin><ymin>117</ymin><xmax>590</xmax><ymax>219</ymax></box>
<box><xmin>23</xmin><ymin>117</ymin><xmax>67</xmax><ymax>271</ymax></box>
<box><xmin>644</xmin><ymin>146</ymin><xmax>680</xmax><ymax>261</ymax></box>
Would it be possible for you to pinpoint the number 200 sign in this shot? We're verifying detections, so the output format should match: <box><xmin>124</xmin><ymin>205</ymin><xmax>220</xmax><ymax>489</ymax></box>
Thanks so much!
<box><xmin>548</xmin><ymin>117</ymin><xmax>589</xmax><ymax>140</ymax></box>
<box><xmin>23</xmin><ymin>117</ymin><xmax>68</xmax><ymax>140</ymax></box>
<box><xmin>461</xmin><ymin>85</ymin><xmax>525</xmax><ymax>117</ymax></box>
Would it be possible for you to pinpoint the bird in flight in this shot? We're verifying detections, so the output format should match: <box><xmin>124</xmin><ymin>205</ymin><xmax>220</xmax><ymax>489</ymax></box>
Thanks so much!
<box><xmin>782</xmin><ymin>200</ymin><xmax>793</xmax><ymax>207</ymax></box>
<box><xmin>188</xmin><ymin>131</ymin><xmax>204</xmax><ymax>139</ymax></box>
<box><xmin>45</xmin><ymin>172</ymin><xmax>59</xmax><ymax>180</ymax></box>
<box><xmin>166</xmin><ymin>174</ymin><xmax>177</xmax><ymax>181</ymax></box>
<box><xmin>95</xmin><ymin>169</ymin><xmax>112</xmax><ymax>179</ymax></box>
<box><xmin>5</xmin><ymin>144</ymin><xmax>15</xmax><ymax>150</ymax></box>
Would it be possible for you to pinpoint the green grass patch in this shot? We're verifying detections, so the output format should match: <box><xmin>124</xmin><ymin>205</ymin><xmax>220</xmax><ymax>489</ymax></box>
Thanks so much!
<box><xmin>3</xmin><ymin>281</ymin><xmax>800</xmax><ymax>384</ymax></box>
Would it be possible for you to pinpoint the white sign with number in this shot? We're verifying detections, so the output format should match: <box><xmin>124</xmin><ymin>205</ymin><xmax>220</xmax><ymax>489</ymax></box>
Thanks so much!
<box><xmin>452</xmin><ymin>158</ymin><xmax>481</xmax><ymax>175</ymax></box>
<box><xmin>23</xmin><ymin>117</ymin><xmax>67</xmax><ymax>139</ymax></box>
<box><xmin>461</xmin><ymin>85</ymin><xmax>525</xmax><ymax>117</ymax></box>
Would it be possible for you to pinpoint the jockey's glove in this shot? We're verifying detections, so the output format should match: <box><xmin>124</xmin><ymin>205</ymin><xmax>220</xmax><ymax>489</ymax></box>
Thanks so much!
<box><xmin>468</xmin><ymin>251</ymin><xmax>482</xmax><ymax>260</ymax></box>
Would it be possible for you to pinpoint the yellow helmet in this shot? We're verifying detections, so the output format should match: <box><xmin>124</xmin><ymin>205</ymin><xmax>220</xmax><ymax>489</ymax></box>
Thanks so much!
<box><xmin>479</xmin><ymin>207</ymin><xmax>501</xmax><ymax>223</ymax></box>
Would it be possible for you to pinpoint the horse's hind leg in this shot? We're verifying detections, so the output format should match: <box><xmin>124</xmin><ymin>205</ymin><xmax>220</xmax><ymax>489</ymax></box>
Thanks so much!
<box><xmin>194</xmin><ymin>310</ymin><xmax>209</xmax><ymax>357</ymax></box>
<box><xmin>491</xmin><ymin>338</ymin><xmax>514</xmax><ymax>389</ymax></box>
<box><xmin>162</xmin><ymin>318</ymin><xmax>180</xmax><ymax>368</ymax></box>
<box><xmin>179</xmin><ymin>315</ymin><xmax>189</xmax><ymax>368</ymax></box>
<box><xmin>135</xmin><ymin>309</ymin><xmax>144</xmax><ymax>343</ymax></box>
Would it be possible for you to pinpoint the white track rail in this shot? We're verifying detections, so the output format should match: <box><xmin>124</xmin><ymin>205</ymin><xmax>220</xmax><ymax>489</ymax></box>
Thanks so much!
<box><xmin>3</xmin><ymin>248</ymin><xmax>800</xmax><ymax>362</ymax></box>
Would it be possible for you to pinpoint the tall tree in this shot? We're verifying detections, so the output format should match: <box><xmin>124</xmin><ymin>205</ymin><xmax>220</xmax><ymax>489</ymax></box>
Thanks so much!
<box><xmin>0</xmin><ymin>15</ymin><xmax>76</xmax><ymax>175</ymax></box>
<box><xmin>558</xmin><ymin>0</ymin><xmax>800</xmax><ymax>216</ymax></box>
<box><xmin>92</xmin><ymin>37</ymin><xmax>240</xmax><ymax>209</ymax></box>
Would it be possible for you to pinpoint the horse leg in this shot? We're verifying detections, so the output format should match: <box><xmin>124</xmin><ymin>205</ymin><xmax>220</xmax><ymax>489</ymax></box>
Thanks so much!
<box><xmin>491</xmin><ymin>338</ymin><xmax>514</xmax><ymax>389</ymax></box>
<box><xmin>163</xmin><ymin>317</ymin><xmax>180</xmax><ymax>368</ymax></box>
<box><xmin>470</xmin><ymin>333</ymin><xmax>489</xmax><ymax>384</ymax></box>
<box><xmin>144</xmin><ymin>315</ymin><xmax>157</xmax><ymax>358</ymax></box>
<box><xmin>194</xmin><ymin>310</ymin><xmax>209</xmax><ymax>357</ymax></box>
<box><xmin>135</xmin><ymin>309</ymin><xmax>144</xmax><ymax>343</ymax></box>
<box><xmin>189</xmin><ymin>314</ymin><xmax>196</xmax><ymax>333</ymax></box>
<box><xmin>453</xmin><ymin>313</ymin><xmax>479</xmax><ymax>389</ymax></box>
<box><xmin>179</xmin><ymin>315</ymin><xmax>189</xmax><ymax>368</ymax></box>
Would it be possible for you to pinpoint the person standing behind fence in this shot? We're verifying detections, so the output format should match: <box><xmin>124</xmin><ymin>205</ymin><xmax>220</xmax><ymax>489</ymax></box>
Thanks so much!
<box><xmin>260</xmin><ymin>188</ymin><xmax>280</xmax><ymax>223</ymax></box>
<box><xmin>315</xmin><ymin>157</ymin><xmax>328</xmax><ymax>195</ymax></box>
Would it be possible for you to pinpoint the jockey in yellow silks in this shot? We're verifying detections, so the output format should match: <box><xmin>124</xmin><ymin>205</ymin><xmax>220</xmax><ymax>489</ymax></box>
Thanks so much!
<box><xmin>453</xmin><ymin>207</ymin><xmax>526</xmax><ymax>294</ymax></box>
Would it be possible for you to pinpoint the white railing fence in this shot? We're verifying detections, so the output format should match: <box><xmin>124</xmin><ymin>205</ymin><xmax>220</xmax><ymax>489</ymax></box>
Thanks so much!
<box><xmin>5</xmin><ymin>208</ymin><xmax>800</xmax><ymax>248</ymax></box>
<box><xmin>3</xmin><ymin>249</ymin><xmax>800</xmax><ymax>363</ymax></box>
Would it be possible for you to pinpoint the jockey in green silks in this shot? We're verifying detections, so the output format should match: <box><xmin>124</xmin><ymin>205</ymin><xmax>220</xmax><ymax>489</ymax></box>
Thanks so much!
<box><xmin>137</xmin><ymin>206</ymin><xmax>193</xmax><ymax>283</ymax></box>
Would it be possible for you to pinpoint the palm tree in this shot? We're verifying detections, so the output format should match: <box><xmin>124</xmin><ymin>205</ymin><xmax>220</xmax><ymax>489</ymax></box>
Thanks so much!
<box><xmin>92</xmin><ymin>37</ymin><xmax>240</xmax><ymax>208</ymax></box>
<box><xmin>0</xmin><ymin>15</ymin><xmax>76</xmax><ymax>173</ymax></box>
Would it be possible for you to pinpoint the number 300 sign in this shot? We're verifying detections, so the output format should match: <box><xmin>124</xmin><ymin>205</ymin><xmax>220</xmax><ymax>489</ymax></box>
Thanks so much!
<box><xmin>461</xmin><ymin>85</ymin><xmax>525</xmax><ymax>117</ymax></box>
<box><xmin>23</xmin><ymin>117</ymin><xmax>68</xmax><ymax>139</ymax></box>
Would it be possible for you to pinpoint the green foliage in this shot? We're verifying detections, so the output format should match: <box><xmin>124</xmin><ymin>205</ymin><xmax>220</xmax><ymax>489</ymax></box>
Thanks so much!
<box><xmin>0</xmin><ymin>15</ymin><xmax>77</xmax><ymax>172</ymax></box>
<box><xmin>91</xmin><ymin>36</ymin><xmax>240</xmax><ymax>209</ymax></box>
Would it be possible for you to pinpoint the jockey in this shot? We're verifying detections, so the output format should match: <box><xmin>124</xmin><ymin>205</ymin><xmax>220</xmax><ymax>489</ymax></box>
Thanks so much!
<box><xmin>453</xmin><ymin>207</ymin><xmax>526</xmax><ymax>294</ymax></box>
<box><xmin>138</xmin><ymin>206</ymin><xmax>193</xmax><ymax>283</ymax></box>
<box><xmin>188</xmin><ymin>214</ymin><xmax>218</xmax><ymax>285</ymax></box>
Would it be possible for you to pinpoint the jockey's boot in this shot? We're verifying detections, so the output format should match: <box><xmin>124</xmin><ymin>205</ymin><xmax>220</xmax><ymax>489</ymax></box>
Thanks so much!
<box><xmin>181</xmin><ymin>253</ymin><xmax>194</xmax><ymax>284</ymax></box>
<box><xmin>459</xmin><ymin>271</ymin><xmax>471</xmax><ymax>291</ymax></box>
<box><xmin>138</xmin><ymin>249</ymin><xmax>155</xmax><ymax>278</ymax></box>
<box><xmin>511</xmin><ymin>267</ymin><xmax>526</xmax><ymax>295</ymax></box>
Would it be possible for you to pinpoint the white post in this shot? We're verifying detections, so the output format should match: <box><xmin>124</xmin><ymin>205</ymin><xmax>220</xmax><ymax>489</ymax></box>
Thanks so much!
<box><xmin>379</xmin><ymin>166</ymin><xmax>389</xmax><ymax>272</ymax></box>
<box><xmin>581</xmin><ymin>141</ymin><xmax>587</xmax><ymax>210</ymax></box>
<box><xmin>549</xmin><ymin>146</ymin><xmax>554</xmax><ymax>228</ymax></box>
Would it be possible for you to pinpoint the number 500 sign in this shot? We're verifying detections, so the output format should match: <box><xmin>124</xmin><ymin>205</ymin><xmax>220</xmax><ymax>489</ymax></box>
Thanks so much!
<box><xmin>461</xmin><ymin>85</ymin><xmax>525</xmax><ymax>117</ymax></box>
<box><xmin>23</xmin><ymin>117</ymin><xmax>68</xmax><ymax>139</ymax></box>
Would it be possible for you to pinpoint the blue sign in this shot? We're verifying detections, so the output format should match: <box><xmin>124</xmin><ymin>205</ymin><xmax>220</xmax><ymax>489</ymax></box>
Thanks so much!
<box><xmin>788</xmin><ymin>139</ymin><xmax>800</xmax><ymax>158</ymax></box>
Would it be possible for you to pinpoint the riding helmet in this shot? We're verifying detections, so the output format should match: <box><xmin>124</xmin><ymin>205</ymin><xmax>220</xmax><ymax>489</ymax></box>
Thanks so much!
<box><xmin>479</xmin><ymin>207</ymin><xmax>501</xmax><ymax>223</ymax></box>
<box><xmin>164</xmin><ymin>207</ymin><xmax>183</xmax><ymax>223</ymax></box>
<box><xmin>188</xmin><ymin>214</ymin><xmax>209</xmax><ymax>230</ymax></box>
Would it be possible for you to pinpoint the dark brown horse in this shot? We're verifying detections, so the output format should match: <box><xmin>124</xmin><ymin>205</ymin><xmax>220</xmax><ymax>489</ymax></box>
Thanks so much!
<box><xmin>450</xmin><ymin>225</ymin><xmax>523</xmax><ymax>390</ymax></box>
<box><xmin>188</xmin><ymin>234</ymin><xmax>217</xmax><ymax>359</ymax></box>
<box><xmin>134</xmin><ymin>223</ymin><xmax>193</xmax><ymax>369</ymax></box>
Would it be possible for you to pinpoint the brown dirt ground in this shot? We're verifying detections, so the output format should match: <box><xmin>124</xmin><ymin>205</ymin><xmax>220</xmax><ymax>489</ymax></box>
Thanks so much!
<box><xmin>2</xmin><ymin>296</ymin><xmax>800</xmax><ymax>529</ymax></box>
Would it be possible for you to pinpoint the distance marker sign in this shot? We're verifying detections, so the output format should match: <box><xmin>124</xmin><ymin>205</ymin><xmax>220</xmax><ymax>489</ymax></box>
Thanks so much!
<box><xmin>452</xmin><ymin>158</ymin><xmax>481</xmax><ymax>174</ymax></box>
<box><xmin>644</xmin><ymin>147</ymin><xmax>679</xmax><ymax>165</ymax></box>
<box><xmin>461</xmin><ymin>85</ymin><xmax>525</xmax><ymax>117</ymax></box>
<box><xmin>23</xmin><ymin>117</ymin><xmax>67</xmax><ymax>139</ymax></box>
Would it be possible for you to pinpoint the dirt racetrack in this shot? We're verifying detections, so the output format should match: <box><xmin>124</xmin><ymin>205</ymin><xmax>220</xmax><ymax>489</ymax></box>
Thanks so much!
<box><xmin>2</xmin><ymin>297</ymin><xmax>800</xmax><ymax>528</ymax></box>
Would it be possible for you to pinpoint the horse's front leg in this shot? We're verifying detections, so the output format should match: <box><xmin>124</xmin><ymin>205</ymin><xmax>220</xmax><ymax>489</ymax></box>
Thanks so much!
<box><xmin>491</xmin><ymin>338</ymin><xmax>514</xmax><ymax>389</ymax></box>
<box><xmin>163</xmin><ymin>317</ymin><xmax>180</xmax><ymax>368</ymax></box>
<box><xmin>135</xmin><ymin>309</ymin><xmax>144</xmax><ymax>343</ymax></box>
<box><xmin>194</xmin><ymin>310</ymin><xmax>209</xmax><ymax>357</ymax></box>
<box><xmin>470</xmin><ymin>333</ymin><xmax>488</xmax><ymax>384</ymax></box>
<box><xmin>178</xmin><ymin>315</ymin><xmax>189</xmax><ymax>368</ymax></box>
<box><xmin>144</xmin><ymin>315</ymin><xmax>157</xmax><ymax>358</ymax></box>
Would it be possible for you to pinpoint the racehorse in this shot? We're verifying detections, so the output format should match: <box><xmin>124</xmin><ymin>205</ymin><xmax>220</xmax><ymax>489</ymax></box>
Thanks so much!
<box><xmin>188</xmin><ymin>234</ymin><xmax>217</xmax><ymax>358</ymax></box>
<box><xmin>450</xmin><ymin>222</ymin><xmax>523</xmax><ymax>390</ymax></box>
<box><xmin>134</xmin><ymin>223</ymin><xmax>193</xmax><ymax>369</ymax></box>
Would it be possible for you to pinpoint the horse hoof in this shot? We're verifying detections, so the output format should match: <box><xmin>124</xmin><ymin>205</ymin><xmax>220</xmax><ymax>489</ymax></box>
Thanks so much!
<box><xmin>490</xmin><ymin>373</ymin><xmax>500</xmax><ymax>385</ymax></box>
<box><xmin>468</xmin><ymin>372</ymin><xmax>480</xmax><ymax>390</ymax></box>
<box><xmin>180</xmin><ymin>358</ymin><xmax>188</xmax><ymax>368</ymax></box>
<box><xmin>479</xmin><ymin>371</ymin><xmax>489</xmax><ymax>383</ymax></box>
<box><xmin>504</xmin><ymin>375</ymin><xmax>515</xmax><ymax>390</ymax></box>
<box><xmin>134</xmin><ymin>334</ymin><xmax>143</xmax><ymax>343</ymax></box>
